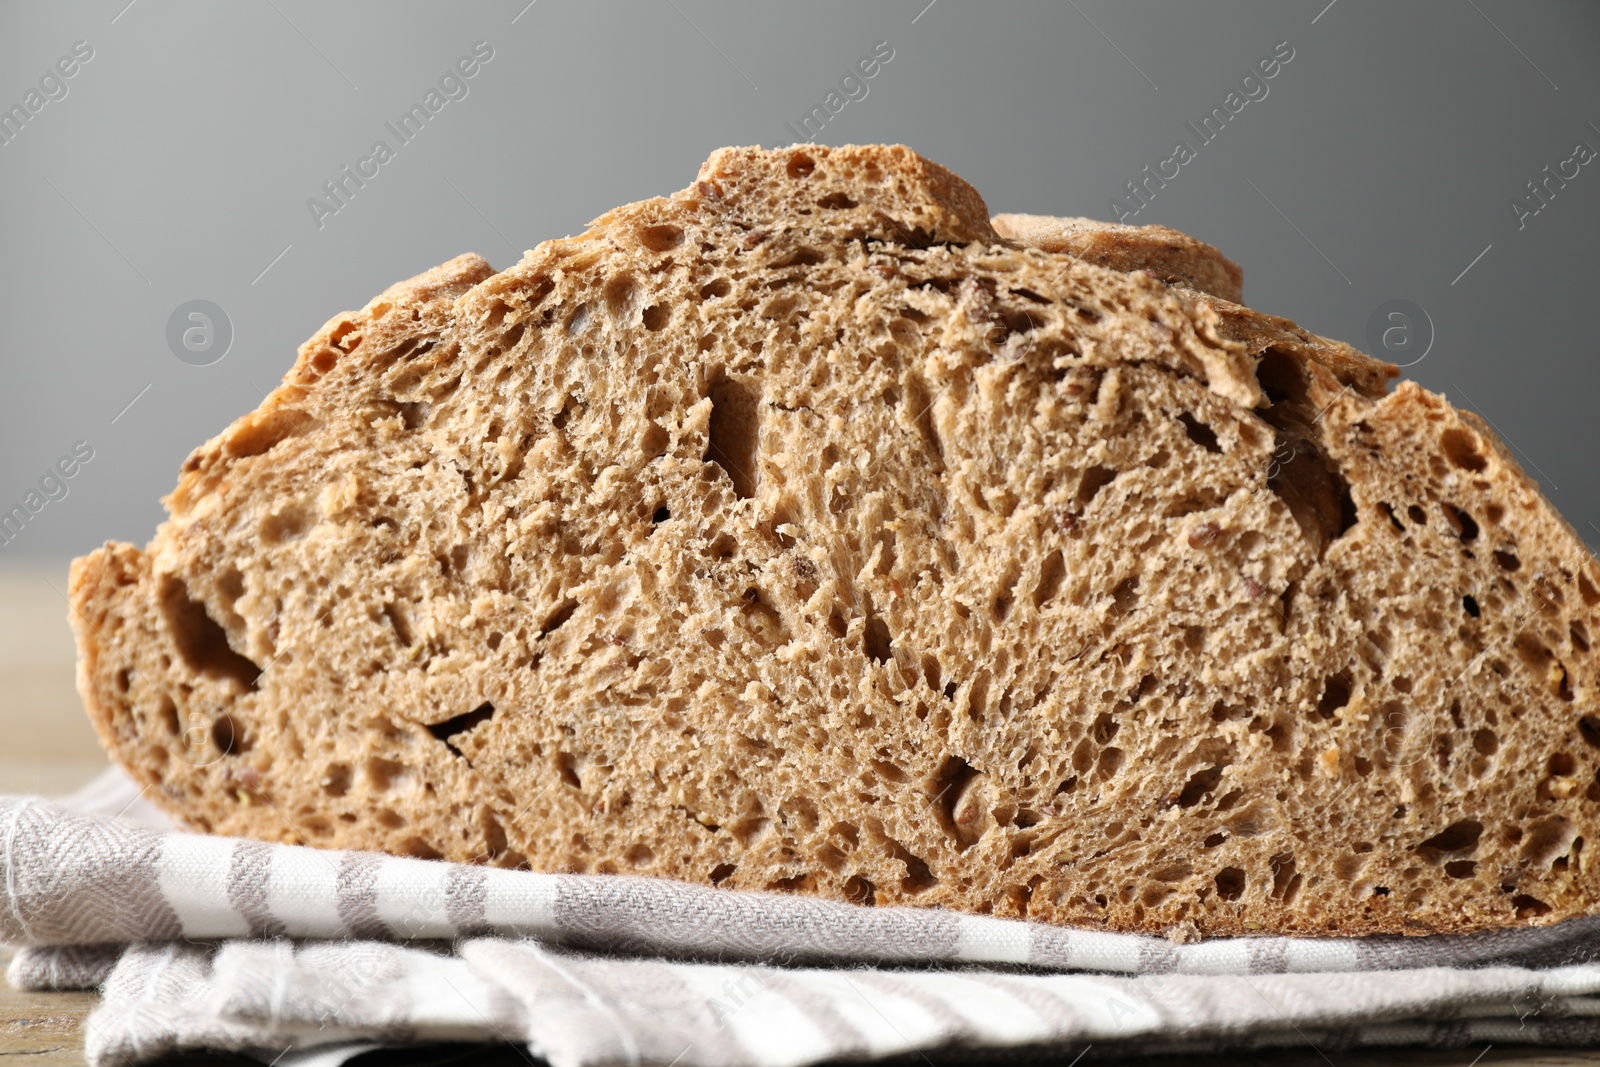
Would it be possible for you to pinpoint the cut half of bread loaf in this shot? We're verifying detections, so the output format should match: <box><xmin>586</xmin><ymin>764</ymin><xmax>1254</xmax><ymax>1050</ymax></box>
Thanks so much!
<box><xmin>72</xmin><ymin>144</ymin><xmax>1600</xmax><ymax>937</ymax></box>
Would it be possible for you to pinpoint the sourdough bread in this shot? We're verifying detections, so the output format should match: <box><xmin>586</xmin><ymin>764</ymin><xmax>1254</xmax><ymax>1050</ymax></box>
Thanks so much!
<box><xmin>72</xmin><ymin>144</ymin><xmax>1600</xmax><ymax>936</ymax></box>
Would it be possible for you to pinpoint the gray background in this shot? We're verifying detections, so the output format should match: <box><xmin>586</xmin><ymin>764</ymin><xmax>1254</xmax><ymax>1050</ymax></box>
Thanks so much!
<box><xmin>2</xmin><ymin>0</ymin><xmax>1598</xmax><ymax>561</ymax></box>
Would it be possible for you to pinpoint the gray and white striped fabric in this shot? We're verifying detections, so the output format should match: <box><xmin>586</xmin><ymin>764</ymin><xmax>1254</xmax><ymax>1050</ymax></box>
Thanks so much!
<box><xmin>6</xmin><ymin>790</ymin><xmax>1600</xmax><ymax>1066</ymax></box>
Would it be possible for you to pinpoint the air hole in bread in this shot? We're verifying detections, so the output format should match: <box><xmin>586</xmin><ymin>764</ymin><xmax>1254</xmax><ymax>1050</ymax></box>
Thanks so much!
<box><xmin>1463</xmin><ymin>595</ymin><xmax>1480</xmax><ymax>618</ymax></box>
<box><xmin>786</xmin><ymin>151</ymin><xmax>815</xmax><ymax>179</ymax></box>
<box><xmin>1177</xmin><ymin>412</ymin><xmax>1221</xmax><ymax>454</ymax></box>
<box><xmin>397</xmin><ymin>836</ymin><xmax>442</xmax><ymax>860</ymax></box>
<box><xmin>1514</xmin><ymin>894</ymin><xmax>1553</xmax><ymax>918</ymax></box>
<box><xmin>158</xmin><ymin>574</ymin><xmax>262</xmax><ymax>691</ymax></box>
<box><xmin>261</xmin><ymin>505</ymin><xmax>313</xmax><ymax>545</ymax></box>
<box><xmin>1576</xmin><ymin>621</ymin><xmax>1594</xmax><ymax>653</ymax></box>
<box><xmin>1270</xmin><ymin>853</ymin><xmax>1301</xmax><ymax>903</ymax></box>
<box><xmin>381</xmin><ymin>603</ymin><xmax>415</xmax><ymax>647</ymax></box>
<box><xmin>729</xmin><ymin>814</ymin><xmax>770</xmax><ymax>847</ymax></box>
<box><xmin>1176</xmin><ymin>765</ymin><xmax>1225</xmax><ymax>808</ymax></box>
<box><xmin>770</xmin><ymin>872</ymin><xmax>816</xmax><ymax>892</ymax></box>
<box><xmin>223</xmin><ymin>408</ymin><xmax>317</xmax><ymax>460</ymax></box>
<box><xmin>1111</xmin><ymin>576</ymin><xmax>1139</xmax><ymax>616</ymax></box>
<box><xmin>211</xmin><ymin>712</ymin><xmax>245</xmax><ymax>755</ymax></box>
<box><xmin>216</xmin><ymin>567</ymin><xmax>246</xmax><ymax>624</ymax></box>
<box><xmin>1091</xmin><ymin>713</ymin><xmax>1119</xmax><ymax>745</ymax></box>
<box><xmin>771</xmin><ymin>246</ymin><xmax>825</xmax><ymax>269</ymax></box>
<box><xmin>1143</xmin><ymin>861</ymin><xmax>1190</xmax><ymax>884</ymax></box>
<box><xmin>884</xmin><ymin>837</ymin><xmax>938</xmax><ymax>893</ymax></box>
<box><xmin>475</xmin><ymin>811</ymin><xmax>509</xmax><ymax>860</ymax></box>
<box><xmin>863</xmin><ymin>616</ymin><xmax>892</xmax><ymax>664</ymax></box>
<box><xmin>322</xmin><ymin>763</ymin><xmax>351</xmax><ymax>796</ymax></box>
<box><xmin>904</xmin><ymin>372</ymin><xmax>943</xmax><ymax>464</ymax></box>
<box><xmin>638</xmin><ymin>224</ymin><xmax>684</xmax><ymax>252</ymax></box>
<box><xmin>705</xmin><ymin>370</ymin><xmax>760</xmax><ymax>500</ymax></box>
<box><xmin>485</xmin><ymin>299</ymin><xmax>513</xmax><ymax>329</ymax></box>
<box><xmin>1441</xmin><ymin>428</ymin><xmax>1488</xmax><ymax>472</ymax></box>
<box><xmin>1316</xmin><ymin>673</ymin><xmax>1352</xmax><ymax>719</ymax></box>
<box><xmin>1266</xmin><ymin>442</ymin><xmax>1357</xmax><ymax>553</ymax></box>
<box><xmin>1495</xmin><ymin>550</ymin><xmax>1521</xmax><ymax>572</ymax></box>
<box><xmin>869</xmin><ymin>757</ymin><xmax>909</xmax><ymax>785</ymax></box>
<box><xmin>992</xmin><ymin>564</ymin><xmax>1019</xmax><ymax>622</ymax></box>
<box><xmin>1214</xmin><ymin>867</ymin><xmax>1246</xmax><ymax>901</ymax></box>
<box><xmin>699</xmin><ymin>278</ymin><xmax>731</xmax><ymax>301</ymax></box>
<box><xmin>556</xmin><ymin>751</ymin><xmax>582</xmax><ymax>789</ymax></box>
<box><xmin>1442</xmin><ymin>503</ymin><xmax>1479</xmax><ymax>542</ymax></box>
<box><xmin>999</xmin><ymin>307</ymin><xmax>1038</xmax><ymax>342</ymax></box>
<box><xmin>642</xmin><ymin>304</ymin><xmax>671</xmax><ymax>331</ymax></box>
<box><xmin>817</xmin><ymin>192</ymin><xmax>856</xmax><ymax>210</ymax></box>
<box><xmin>365</xmin><ymin>757</ymin><xmax>408</xmax><ymax>793</ymax></box>
<box><xmin>499</xmin><ymin>321</ymin><xmax>528</xmax><ymax>352</ymax></box>
<box><xmin>540</xmin><ymin>599</ymin><xmax>578</xmax><ymax>635</ymax></box>
<box><xmin>559</xmin><ymin>304</ymin><xmax>590</xmax><ymax>337</ymax></box>
<box><xmin>603</xmin><ymin>273</ymin><xmax>639</xmax><ymax>323</ymax></box>
<box><xmin>428</xmin><ymin>702</ymin><xmax>495</xmax><ymax>759</ymax></box>
<box><xmin>1255</xmin><ymin>349</ymin><xmax>1307</xmax><ymax>406</ymax></box>
<box><xmin>1076</xmin><ymin>465</ymin><xmax>1117</xmax><ymax>509</ymax></box>
<box><xmin>1514</xmin><ymin>631</ymin><xmax>1551</xmax><ymax>674</ymax></box>
<box><xmin>933</xmin><ymin>756</ymin><xmax>984</xmax><ymax>849</ymax></box>
<box><xmin>709</xmin><ymin>862</ymin><xmax>736</xmax><ymax>884</ymax></box>
<box><xmin>157</xmin><ymin>694</ymin><xmax>179</xmax><ymax>736</ymax></box>
<box><xmin>967</xmin><ymin>671</ymin><xmax>990</xmax><ymax>722</ymax></box>
<box><xmin>1033</xmin><ymin>550</ymin><xmax>1066</xmax><ymax>608</ymax></box>
<box><xmin>1522</xmin><ymin>816</ymin><xmax>1578</xmax><ymax>870</ymax></box>
<box><xmin>1415</xmin><ymin>820</ymin><xmax>1483</xmax><ymax>862</ymax></box>
<box><xmin>842</xmin><ymin>874</ymin><xmax>875</xmax><ymax>905</ymax></box>
<box><xmin>826</xmin><ymin>609</ymin><xmax>849</xmax><ymax>640</ymax></box>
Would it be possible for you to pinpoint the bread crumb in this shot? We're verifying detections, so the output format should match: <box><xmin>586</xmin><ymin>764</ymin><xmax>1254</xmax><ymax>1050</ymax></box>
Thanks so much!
<box><xmin>1163</xmin><ymin>921</ymin><xmax>1203</xmax><ymax>945</ymax></box>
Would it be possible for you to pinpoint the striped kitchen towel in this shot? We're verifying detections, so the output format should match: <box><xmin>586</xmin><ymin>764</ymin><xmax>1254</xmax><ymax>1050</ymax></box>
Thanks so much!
<box><xmin>7</xmin><ymin>788</ymin><xmax>1600</xmax><ymax>1066</ymax></box>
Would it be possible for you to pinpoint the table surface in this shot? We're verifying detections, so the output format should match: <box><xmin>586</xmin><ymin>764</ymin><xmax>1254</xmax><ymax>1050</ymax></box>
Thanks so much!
<box><xmin>4</xmin><ymin>560</ymin><xmax>1600</xmax><ymax>1067</ymax></box>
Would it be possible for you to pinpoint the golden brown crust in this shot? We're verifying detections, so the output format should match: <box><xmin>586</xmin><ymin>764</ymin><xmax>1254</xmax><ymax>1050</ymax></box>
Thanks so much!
<box><xmin>992</xmin><ymin>213</ymin><xmax>1245</xmax><ymax>304</ymax></box>
<box><xmin>1201</xmin><ymin>296</ymin><xmax>1399</xmax><ymax>400</ymax></box>
<box><xmin>71</xmin><ymin>144</ymin><xmax>1600</xmax><ymax>938</ymax></box>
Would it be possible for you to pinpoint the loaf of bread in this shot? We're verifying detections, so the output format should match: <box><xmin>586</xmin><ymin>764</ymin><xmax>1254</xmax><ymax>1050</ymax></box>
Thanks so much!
<box><xmin>72</xmin><ymin>145</ymin><xmax>1600</xmax><ymax>937</ymax></box>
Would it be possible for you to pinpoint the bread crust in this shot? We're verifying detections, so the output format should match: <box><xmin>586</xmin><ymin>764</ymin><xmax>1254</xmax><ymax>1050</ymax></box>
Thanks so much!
<box><xmin>72</xmin><ymin>144</ymin><xmax>1600</xmax><ymax>937</ymax></box>
<box><xmin>992</xmin><ymin>213</ymin><xmax>1245</xmax><ymax>305</ymax></box>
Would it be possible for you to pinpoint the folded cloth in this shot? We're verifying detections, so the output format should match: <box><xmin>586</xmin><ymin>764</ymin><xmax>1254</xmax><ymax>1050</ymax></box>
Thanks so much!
<box><xmin>6</xmin><ymin>783</ymin><xmax>1600</xmax><ymax>1066</ymax></box>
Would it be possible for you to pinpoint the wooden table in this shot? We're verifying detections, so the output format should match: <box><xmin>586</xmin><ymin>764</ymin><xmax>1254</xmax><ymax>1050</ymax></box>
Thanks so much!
<box><xmin>4</xmin><ymin>560</ymin><xmax>1600</xmax><ymax>1066</ymax></box>
<box><xmin>0</xmin><ymin>560</ymin><xmax>111</xmax><ymax>799</ymax></box>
